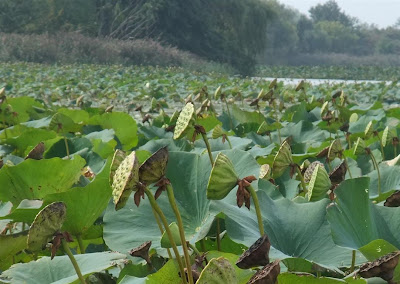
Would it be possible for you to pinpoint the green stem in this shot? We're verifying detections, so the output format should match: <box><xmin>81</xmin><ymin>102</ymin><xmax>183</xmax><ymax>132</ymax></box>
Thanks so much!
<box><xmin>379</xmin><ymin>139</ymin><xmax>385</xmax><ymax>161</ymax></box>
<box><xmin>64</xmin><ymin>136</ymin><xmax>70</xmax><ymax>159</ymax></box>
<box><xmin>151</xmin><ymin>206</ymin><xmax>173</xmax><ymax>259</ymax></box>
<box><xmin>343</xmin><ymin>157</ymin><xmax>353</xmax><ymax>179</ymax></box>
<box><xmin>277</xmin><ymin>128</ymin><xmax>282</xmax><ymax>144</ymax></box>
<box><xmin>200</xmin><ymin>239</ymin><xmax>206</xmax><ymax>252</ymax></box>
<box><xmin>225</xmin><ymin>136</ymin><xmax>233</xmax><ymax>149</ymax></box>
<box><xmin>62</xmin><ymin>239</ymin><xmax>85</xmax><ymax>284</ymax></box>
<box><xmin>350</xmin><ymin>250</ymin><xmax>356</xmax><ymax>273</ymax></box>
<box><xmin>201</xmin><ymin>132</ymin><xmax>214</xmax><ymax>166</ymax></box>
<box><xmin>188</xmin><ymin>243</ymin><xmax>201</xmax><ymax>256</ymax></box>
<box><xmin>166</xmin><ymin>184</ymin><xmax>194</xmax><ymax>284</ymax></box>
<box><xmin>247</xmin><ymin>185</ymin><xmax>265</xmax><ymax>236</ymax></box>
<box><xmin>225</xmin><ymin>100</ymin><xmax>233</xmax><ymax>130</ymax></box>
<box><xmin>145</xmin><ymin>189</ymin><xmax>187</xmax><ymax>284</ymax></box>
<box><xmin>370</xmin><ymin>153</ymin><xmax>381</xmax><ymax>196</ymax></box>
<box><xmin>76</xmin><ymin>235</ymin><xmax>85</xmax><ymax>254</ymax></box>
<box><xmin>216</xmin><ymin>218</ymin><xmax>221</xmax><ymax>251</ymax></box>
<box><xmin>296</xmin><ymin>167</ymin><xmax>307</xmax><ymax>193</ymax></box>
<box><xmin>394</xmin><ymin>144</ymin><xmax>397</xmax><ymax>158</ymax></box>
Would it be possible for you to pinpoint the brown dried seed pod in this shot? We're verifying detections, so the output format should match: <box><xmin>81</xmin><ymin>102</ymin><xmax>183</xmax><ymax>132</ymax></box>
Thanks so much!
<box><xmin>129</xmin><ymin>241</ymin><xmax>152</xmax><ymax>264</ymax></box>
<box><xmin>236</xmin><ymin>234</ymin><xmax>271</xmax><ymax>269</ymax></box>
<box><xmin>358</xmin><ymin>251</ymin><xmax>400</xmax><ymax>282</ymax></box>
<box><xmin>384</xmin><ymin>191</ymin><xmax>400</xmax><ymax>207</ymax></box>
<box><xmin>329</xmin><ymin>161</ymin><xmax>346</xmax><ymax>185</ymax></box>
<box><xmin>247</xmin><ymin>259</ymin><xmax>280</xmax><ymax>284</ymax></box>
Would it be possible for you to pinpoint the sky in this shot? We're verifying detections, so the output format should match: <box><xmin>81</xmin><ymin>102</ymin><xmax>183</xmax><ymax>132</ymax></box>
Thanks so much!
<box><xmin>278</xmin><ymin>0</ymin><xmax>400</xmax><ymax>28</ymax></box>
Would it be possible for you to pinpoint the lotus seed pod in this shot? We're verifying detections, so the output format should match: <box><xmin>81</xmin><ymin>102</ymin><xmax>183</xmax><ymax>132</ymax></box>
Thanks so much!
<box><xmin>247</xmin><ymin>259</ymin><xmax>280</xmax><ymax>284</ymax></box>
<box><xmin>272</xmin><ymin>141</ymin><xmax>293</xmax><ymax>178</ymax></box>
<box><xmin>236</xmin><ymin>234</ymin><xmax>271</xmax><ymax>269</ymax></box>
<box><xmin>139</xmin><ymin>146</ymin><xmax>168</xmax><ymax>185</ymax></box>
<box><xmin>303</xmin><ymin>161</ymin><xmax>324</xmax><ymax>183</ymax></box>
<box><xmin>174</xmin><ymin>103</ymin><xmax>195</xmax><ymax>139</ymax></box>
<box><xmin>359</xmin><ymin>251</ymin><xmax>400</xmax><ymax>282</ymax></box>
<box><xmin>207</xmin><ymin>153</ymin><xmax>238</xmax><ymax>200</ymax></box>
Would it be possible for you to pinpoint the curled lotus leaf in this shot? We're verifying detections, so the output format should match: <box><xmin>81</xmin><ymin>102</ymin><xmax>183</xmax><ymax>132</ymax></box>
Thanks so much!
<box><xmin>328</xmin><ymin>139</ymin><xmax>342</xmax><ymax>161</ymax></box>
<box><xmin>307</xmin><ymin>164</ymin><xmax>331</xmax><ymax>202</ymax></box>
<box><xmin>303</xmin><ymin>161</ymin><xmax>324</xmax><ymax>183</ymax></box>
<box><xmin>197</xmin><ymin>257</ymin><xmax>237</xmax><ymax>284</ymax></box>
<box><xmin>25</xmin><ymin>142</ymin><xmax>45</xmax><ymax>160</ymax></box>
<box><xmin>212</xmin><ymin>124</ymin><xmax>225</xmax><ymax>139</ymax></box>
<box><xmin>268</xmin><ymin>78</ymin><xmax>277</xmax><ymax>89</ymax></box>
<box><xmin>320</xmin><ymin>101</ymin><xmax>329</xmax><ymax>116</ymax></box>
<box><xmin>364</xmin><ymin>121</ymin><xmax>374</xmax><ymax>139</ymax></box>
<box><xmin>109</xmin><ymin>150</ymin><xmax>127</xmax><ymax>186</ymax></box>
<box><xmin>259</xmin><ymin>164</ymin><xmax>271</xmax><ymax>180</ymax></box>
<box><xmin>272</xmin><ymin>141</ymin><xmax>293</xmax><ymax>178</ymax></box>
<box><xmin>160</xmin><ymin>222</ymin><xmax>181</xmax><ymax>248</ymax></box>
<box><xmin>27</xmin><ymin>202</ymin><xmax>67</xmax><ymax>252</ymax></box>
<box><xmin>207</xmin><ymin>153</ymin><xmax>238</xmax><ymax>200</ymax></box>
<box><xmin>295</xmin><ymin>80</ymin><xmax>304</xmax><ymax>92</ymax></box>
<box><xmin>111</xmin><ymin>151</ymin><xmax>139</xmax><ymax>210</ymax></box>
<box><xmin>353</xmin><ymin>137</ymin><xmax>367</xmax><ymax>156</ymax></box>
<box><xmin>257</xmin><ymin>121</ymin><xmax>269</xmax><ymax>135</ymax></box>
<box><xmin>349</xmin><ymin>113</ymin><xmax>359</xmax><ymax>123</ymax></box>
<box><xmin>139</xmin><ymin>146</ymin><xmax>168</xmax><ymax>185</ymax></box>
<box><xmin>214</xmin><ymin>86</ymin><xmax>222</xmax><ymax>100</ymax></box>
<box><xmin>382</xmin><ymin>126</ymin><xmax>397</xmax><ymax>147</ymax></box>
<box><xmin>173</xmin><ymin>102</ymin><xmax>195</xmax><ymax>139</ymax></box>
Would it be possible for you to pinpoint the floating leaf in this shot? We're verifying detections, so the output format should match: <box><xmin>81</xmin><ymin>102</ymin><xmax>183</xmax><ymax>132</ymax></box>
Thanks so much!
<box><xmin>27</xmin><ymin>202</ymin><xmax>66</xmax><ymax>252</ymax></box>
<box><xmin>207</xmin><ymin>153</ymin><xmax>238</xmax><ymax>200</ymax></box>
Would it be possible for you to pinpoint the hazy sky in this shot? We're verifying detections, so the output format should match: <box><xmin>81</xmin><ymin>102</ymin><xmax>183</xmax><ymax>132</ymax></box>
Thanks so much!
<box><xmin>278</xmin><ymin>0</ymin><xmax>400</xmax><ymax>28</ymax></box>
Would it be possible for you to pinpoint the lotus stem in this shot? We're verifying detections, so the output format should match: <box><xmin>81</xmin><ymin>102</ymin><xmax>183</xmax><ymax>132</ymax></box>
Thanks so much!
<box><xmin>296</xmin><ymin>167</ymin><xmax>307</xmax><ymax>193</ymax></box>
<box><xmin>64</xmin><ymin>136</ymin><xmax>70</xmax><ymax>159</ymax></box>
<box><xmin>76</xmin><ymin>235</ymin><xmax>85</xmax><ymax>254</ymax></box>
<box><xmin>350</xmin><ymin>250</ymin><xmax>356</xmax><ymax>273</ymax></box>
<box><xmin>62</xmin><ymin>239</ymin><xmax>86</xmax><ymax>284</ymax></box>
<box><xmin>369</xmin><ymin>153</ymin><xmax>381</xmax><ymax>195</ymax></box>
<box><xmin>343</xmin><ymin>157</ymin><xmax>353</xmax><ymax>179</ymax></box>
<box><xmin>200</xmin><ymin>239</ymin><xmax>206</xmax><ymax>252</ymax></box>
<box><xmin>379</xmin><ymin>139</ymin><xmax>385</xmax><ymax>161</ymax></box>
<box><xmin>200</xmin><ymin>132</ymin><xmax>214</xmax><ymax>166</ymax></box>
<box><xmin>151</xmin><ymin>206</ymin><xmax>173</xmax><ymax>259</ymax></box>
<box><xmin>226</xmin><ymin>136</ymin><xmax>233</xmax><ymax>149</ymax></box>
<box><xmin>277</xmin><ymin>128</ymin><xmax>282</xmax><ymax>144</ymax></box>
<box><xmin>224</xmin><ymin>100</ymin><xmax>233</xmax><ymax>130</ymax></box>
<box><xmin>394</xmin><ymin>144</ymin><xmax>397</xmax><ymax>158</ymax></box>
<box><xmin>144</xmin><ymin>188</ymin><xmax>187</xmax><ymax>284</ymax></box>
<box><xmin>247</xmin><ymin>185</ymin><xmax>265</xmax><ymax>236</ymax></box>
<box><xmin>216</xmin><ymin>218</ymin><xmax>221</xmax><ymax>251</ymax></box>
<box><xmin>188</xmin><ymin>243</ymin><xmax>201</xmax><ymax>256</ymax></box>
<box><xmin>166</xmin><ymin>184</ymin><xmax>194</xmax><ymax>284</ymax></box>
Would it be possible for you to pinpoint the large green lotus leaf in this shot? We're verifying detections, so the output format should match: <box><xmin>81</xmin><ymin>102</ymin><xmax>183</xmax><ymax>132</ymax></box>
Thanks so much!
<box><xmin>5</xmin><ymin>128</ymin><xmax>56</xmax><ymax>156</ymax></box>
<box><xmin>1</xmin><ymin>97</ymin><xmax>45</xmax><ymax>123</ymax></box>
<box><xmin>0</xmin><ymin>252</ymin><xmax>126</xmax><ymax>284</ymax></box>
<box><xmin>279</xmin><ymin>120</ymin><xmax>328</xmax><ymax>148</ymax></box>
<box><xmin>212</xmin><ymin>190</ymin><xmax>356</xmax><ymax>267</ymax></box>
<box><xmin>349</xmin><ymin>109</ymin><xmax>386</xmax><ymax>134</ymax></box>
<box><xmin>368</xmin><ymin>164</ymin><xmax>400</xmax><ymax>198</ymax></box>
<box><xmin>207</xmin><ymin>153</ymin><xmax>238</xmax><ymax>200</ymax></box>
<box><xmin>196</xmin><ymin>115</ymin><xmax>220</xmax><ymax>132</ymax></box>
<box><xmin>44</xmin><ymin>137</ymin><xmax>92</xmax><ymax>159</ymax></box>
<box><xmin>326</xmin><ymin>177</ymin><xmax>400</xmax><ymax>250</ymax></box>
<box><xmin>103</xmin><ymin>151</ymin><xmax>215</xmax><ymax>257</ymax></box>
<box><xmin>231</xmin><ymin>104</ymin><xmax>265</xmax><ymax>125</ymax></box>
<box><xmin>277</xmin><ymin>273</ymin><xmax>365</xmax><ymax>283</ymax></box>
<box><xmin>44</xmin><ymin>159</ymin><xmax>112</xmax><ymax>235</ymax></box>
<box><xmin>0</xmin><ymin>231</ymin><xmax>28</xmax><ymax>266</ymax></box>
<box><xmin>89</xmin><ymin>112</ymin><xmax>138</xmax><ymax>150</ymax></box>
<box><xmin>197</xmin><ymin>257</ymin><xmax>237</xmax><ymax>284</ymax></box>
<box><xmin>119</xmin><ymin>260</ymin><xmax>181</xmax><ymax>284</ymax></box>
<box><xmin>173</xmin><ymin>102</ymin><xmax>194</xmax><ymax>139</ymax></box>
<box><xmin>139</xmin><ymin>138</ymin><xmax>191</xmax><ymax>153</ymax></box>
<box><xmin>0</xmin><ymin>200</ymin><xmax>43</xmax><ymax>223</ymax></box>
<box><xmin>272</xmin><ymin>141</ymin><xmax>293</xmax><ymax>178</ymax></box>
<box><xmin>0</xmin><ymin>156</ymin><xmax>85</xmax><ymax>206</ymax></box>
<box><xmin>49</xmin><ymin>112</ymin><xmax>82</xmax><ymax>133</ymax></box>
<box><xmin>57</xmin><ymin>108</ymin><xmax>90</xmax><ymax>124</ymax></box>
<box><xmin>194</xmin><ymin>136</ymin><xmax>252</xmax><ymax>151</ymax></box>
<box><xmin>27</xmin><ymin>202</ymin><xmax>67</xmax><ymax>252</ymax></box>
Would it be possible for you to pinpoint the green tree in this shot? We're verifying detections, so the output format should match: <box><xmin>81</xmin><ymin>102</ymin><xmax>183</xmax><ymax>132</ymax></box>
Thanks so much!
<box><xmin>309</xmin><ymin>0</ymin><xmax>356</xmax><ymax>27</ymax></box>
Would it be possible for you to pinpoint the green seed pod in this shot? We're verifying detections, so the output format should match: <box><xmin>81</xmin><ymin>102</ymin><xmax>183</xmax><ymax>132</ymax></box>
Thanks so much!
<box><xmin>197</xmin><ymin>257</ymin><xmax>237</xmax><ymax>284</ymax></box>
<box><xmin>272</xmin><ymin>141</ymin><xmax>293</xmax><ymax>178</ymax></box>
<box><xmin>307</xmin><ymin>164</ymin><xmax>331</xmax><ymax>202</ymax></box>
<box><xmin>207</xmin><ymin>153</ymin><xmax>238</xmax><ymax>200</ymax></box>
<box><xmin>139</xmin><ymin>146</ymin><xmax>168</xmax><ymax>185</ymax></box>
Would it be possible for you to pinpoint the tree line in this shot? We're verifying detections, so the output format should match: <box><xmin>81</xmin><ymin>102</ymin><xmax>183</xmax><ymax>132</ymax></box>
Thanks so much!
<box><xmin>0</xmin><ymin>0</ymin><xmax>399</xmax><ymax>74</ymax></box>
